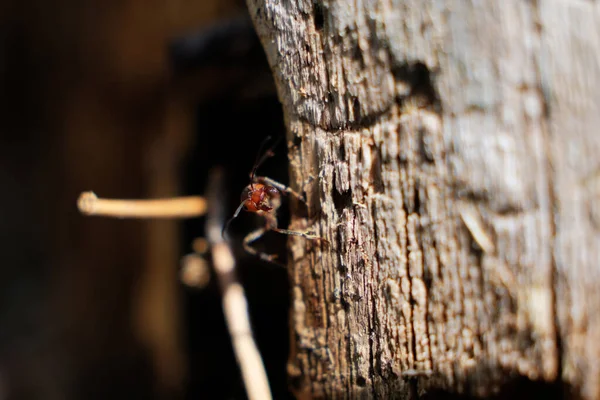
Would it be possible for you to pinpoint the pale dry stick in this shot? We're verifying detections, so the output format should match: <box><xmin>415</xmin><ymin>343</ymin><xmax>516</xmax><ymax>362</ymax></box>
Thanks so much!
<box><xmin>77</xmin><ymin>180</ymin><xmax>271</xmax><ymax>398</ymax></box>
<box><xmin>457</xmin><ymin>201</ymin><xmax>495</xmax><ymax>254</ymax></box>
<box><xmin>77</xmin><ymin>191</ymin><xmax>207</xmax><ymax>218</ymax></box>
<box><xmin>205</xmin><ymin>168</ymin><xmax>272</xmax><ymax>400</ymax></box>
<box><xmin>458</xmin><ymin>201</ymin><xmax>517</xmax><ymax>292</ymax></box>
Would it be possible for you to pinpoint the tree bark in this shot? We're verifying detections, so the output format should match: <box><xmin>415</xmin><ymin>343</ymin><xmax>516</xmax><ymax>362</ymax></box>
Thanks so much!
<box><xmin>246</xmin><ymin>0</ymin><xmax>600</xmax><ymax>399</ymax></box>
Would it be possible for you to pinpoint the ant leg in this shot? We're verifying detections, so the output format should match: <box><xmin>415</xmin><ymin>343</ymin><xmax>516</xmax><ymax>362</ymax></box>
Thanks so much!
<box><xmin>243</xmin><ymin>227</ymin><xmax>279</xmax><ymax>262</ymax></box>
<box><xmin>272</xmin><ymin>228</ymin><xmax>328</xmax><ymax>245</ymax></box>
<box><xmin>263</xmin><ymin>205</ymin><xmax>326</xmax><ymax>245</ymax></box>
<box><xmin>254</xmin><ymin>176</ymin><xmax>305</xmax><ymax>202</ymax></box>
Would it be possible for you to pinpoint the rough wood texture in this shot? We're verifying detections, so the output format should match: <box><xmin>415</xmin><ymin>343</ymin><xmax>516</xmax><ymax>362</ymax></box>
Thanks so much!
<box><xmin>246</xmin><ymin>0</ymin><xmax>599</xmax><ymax>398</ymax></box>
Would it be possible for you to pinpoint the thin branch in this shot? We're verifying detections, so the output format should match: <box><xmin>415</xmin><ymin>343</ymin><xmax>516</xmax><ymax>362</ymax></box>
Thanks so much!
<box><xmin>77</xmin><ymin>191</ymin><xmax>206</xmax><ymax>218</ymax></box>
<box><xmin>458</xmin><ymin>201</ymin><xmax>495</xmax><ymax>254</ymax></box>
<box><xmin>77</xmin><ymin>176</ymin><xmax>271</xmax><ymax>399</ymax></box>
<box><xmin>205</xmin><ymin>168</ymin><xmax>273</xmax><ymax>400</ymax></box>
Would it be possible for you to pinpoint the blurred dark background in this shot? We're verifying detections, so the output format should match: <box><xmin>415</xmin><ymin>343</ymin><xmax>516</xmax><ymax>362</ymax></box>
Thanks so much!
<box><xmin>0</xmin><ymin>1</ymin><xmax>293</xmax><ymax>399</ymax></box>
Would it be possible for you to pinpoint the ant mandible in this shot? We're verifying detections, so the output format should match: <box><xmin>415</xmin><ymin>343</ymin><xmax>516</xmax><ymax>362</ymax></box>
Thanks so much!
<box><xmin>223</xmin><ymin>136</ymin><xmax>322</xmax><ymax>262</ymax></box>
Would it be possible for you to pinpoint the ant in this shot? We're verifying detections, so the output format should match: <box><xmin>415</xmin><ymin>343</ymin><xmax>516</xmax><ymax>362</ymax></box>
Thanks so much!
<box><xmin>223</xmin><ymin>136</ymin><xmax>323</xmax><ymax>262</ymax></box>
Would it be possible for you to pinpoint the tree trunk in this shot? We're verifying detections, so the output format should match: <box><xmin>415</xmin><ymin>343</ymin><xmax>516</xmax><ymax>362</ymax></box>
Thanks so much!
<box><xmin>246</xmin><ymin>0</ymin><xmax>600</xmax><ymax>399</ymax></box>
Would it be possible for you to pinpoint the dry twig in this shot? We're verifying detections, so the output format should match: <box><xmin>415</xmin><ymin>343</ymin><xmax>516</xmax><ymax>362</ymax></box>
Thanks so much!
<box><xmin>77</xmin><ymin>191</ymin><xmax>206</xmax><ymax>218</ymax></box>
<box><xmin>77</xmin><ymin>175</ymin><xmax>271</xmax><ymax>399</ymax></box>
<box><xmin>205</xmin><ymin>168</ymin><xmax>273</xmax><ymax>400</ymax></box>
<box><xmin>458</xmin><ymin>201</ymin><xmax>495</xmax><ymax>254</ymax></box>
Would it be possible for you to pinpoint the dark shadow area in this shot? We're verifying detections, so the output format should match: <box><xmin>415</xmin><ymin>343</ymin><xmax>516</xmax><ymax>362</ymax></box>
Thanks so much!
<box><xmin>0</xmin><ymin>1</ymin><xmax>292</xmax><ymax>399</ymax></box>
<box><xmin>180</xmin><ymin>88</ymin><xmax>294</xmax><ymax>400</ymax></box>
<box><xmin>172</xmin><ymin>15</ymin><xmax>295</xmax><ymax>400</ymax></box>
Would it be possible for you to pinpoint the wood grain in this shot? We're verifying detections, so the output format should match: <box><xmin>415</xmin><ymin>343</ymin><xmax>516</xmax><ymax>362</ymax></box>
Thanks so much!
<box><xmin>246</xmin><ymin>0</ymin><xmax>599</xmax><ymax>398</ymax></box>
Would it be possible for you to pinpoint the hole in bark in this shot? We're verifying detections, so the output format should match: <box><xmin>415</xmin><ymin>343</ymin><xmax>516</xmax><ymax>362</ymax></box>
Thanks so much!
<box><xmin>327</xmin><ymin>91</ymin><xmax>335</xmax><ymax>104</ymax></box>
<box><xmin>292</xmin><ymin>134</ymin><xmax>302</xmax><ymax>150</ymax></box>
<box><xmin>369</xmin><ymin>148</ymin><xmax>384</xmax><ymax>193</ymax></box>
<box><xmin>423</xmin><ymin>268</ymin><xmax>433</xmax><ymax>292</ymax></box>
<box><xmin>392</xmin><ymin>61</ymin><xmax>438</xmax><ymax>106</ymax></box>
<box><xmin>340</xmin><ymin>295</ymin><xmax>350</xmax><ymax>310</ymax></box>
<box><xmin>313</xmin><ymin>3</ymin><xmax>325</xmax><ymax>31</ymax></box>
<box><xmin>332</xmin><ymin>187</ymin><xmax>353</xmax><ymax>214</ymax></box>
<box><xmin>405</xmin><ymin>183</ymin><xmax>422</xmax><ymax>215</ymax></box>
<box><xmin>352</xmin><ymin>43</ymin><xmax>366</xmax><ymax>69</ymax></box>
<box><xmin>356</xmin><ymin>376</ymin><xmax>367</xmax><ymax>387</ymax></box>
<box><xmin>351</xmin><ymin>97</ymin><xmax>361</xmax><ymax>122</ymax></box>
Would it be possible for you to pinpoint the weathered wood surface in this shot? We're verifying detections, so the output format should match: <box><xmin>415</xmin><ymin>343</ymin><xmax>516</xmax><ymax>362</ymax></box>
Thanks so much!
<box><xmin>246</xmin><ymin>0</ymin><xmax>600</xmax><ymax>398</ymax></box>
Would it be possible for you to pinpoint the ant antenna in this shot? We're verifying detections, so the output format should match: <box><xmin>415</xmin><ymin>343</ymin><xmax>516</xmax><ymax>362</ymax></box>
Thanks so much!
<box><xmin>222</xmin><ymin>201</ymin><xmax>246</xmax><ymax>239</ymax></box>
<box><xmin>250</xmin><ymin>136</ymin><xmax>282</xmax><ymax>181</ymax></box>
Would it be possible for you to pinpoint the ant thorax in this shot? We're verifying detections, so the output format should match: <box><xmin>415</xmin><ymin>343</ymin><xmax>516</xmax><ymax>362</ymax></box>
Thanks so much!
<box><xmin>241</xmin><ymin>183</ymin><xmax>281</xmax><ymax>213</ymax></box>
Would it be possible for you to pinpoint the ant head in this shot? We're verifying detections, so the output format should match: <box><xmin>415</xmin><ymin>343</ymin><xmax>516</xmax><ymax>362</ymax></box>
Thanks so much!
<box><xmin>222</xmin><ymin>136</ymin><xmax>282</xmax><ymax>239</ymax></box>
<box><xmin>241</xmin><ymin>183</ymin><xmax>280</xmax><ymax>213</ymax></box>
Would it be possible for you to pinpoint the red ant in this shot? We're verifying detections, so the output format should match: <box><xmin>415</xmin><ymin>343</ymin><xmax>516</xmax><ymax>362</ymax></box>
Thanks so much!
<box><xmin>223</xmin><ymin>136</ymin><xmax>322</xmax><ymax>262</ymax></box>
